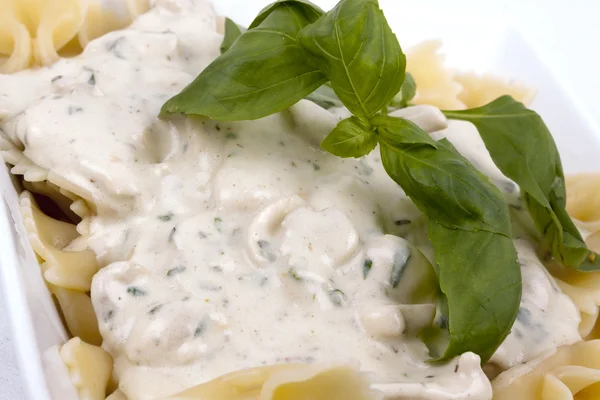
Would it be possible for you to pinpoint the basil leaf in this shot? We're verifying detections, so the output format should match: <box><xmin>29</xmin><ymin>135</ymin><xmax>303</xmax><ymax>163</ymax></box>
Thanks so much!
<box><xmin>297</xmin><ymin>0</ymin><xmax>406</xmax><ymax>118</ymax></box>
<box><xmin>389</xmin><ymin>72</ymin><xmax>416</xmax><ymax>109</ymax></box>
<box><xmin>400</xmin><ymin>73</ymin><xmax>417</xmax><ymax>105</ymax></box>
<box><xmin>443</xmin><ymin>96</ymin><xmax>593</xmax><ymax>269</ymax></box>
<box><xmin>371</xmin><ymin>115</ymin><xmax>437</xmax><ymax>150</ymax></box>
<box><xmin>249</xmin><ymin>0</ymin><xmax>324</xmax><ymax>28</ymax></box>
<box><xmin>376</xmin><ymin>118</ymin><xmax>513</xmax><ymax>234</ymax></box>
<box><xmin>427</xmin><ymin>224</ymin><xmax>521</xmax><ymax>362</ymax></box>
<box><xmin>321</xmin><ymin>116</ymin><xmax>376</xmax><ymax>158</ymax></box>
<box><xmin>160</xmin><ymin>2</ymin><xmax>326</xmax><ymax>120</ymax></box>
<box><xmin>377</xmin><ymin>119</ymin><xmax>521</xmax><ymax>363</ymax></box>
<box><xmin>305</xmin><ymin>83</ymin><xmax>343</xmax><ymax>109</ymax></box>
<box><xmin>220</xmin><ymin>18</ymin><xmax>246</xmax><ymax>54</ymax></box>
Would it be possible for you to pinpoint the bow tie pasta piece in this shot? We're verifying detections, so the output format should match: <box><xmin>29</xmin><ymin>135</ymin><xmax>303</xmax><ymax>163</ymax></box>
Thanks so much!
<box><xmin>492</xmin><ymin>340</ymin><xmax>600</xmax><ymax>399</ymax></box>
<box><xmin>454</xmin><ymin>72</ymin><xmax>535</xmax><ymax>108</ymax></box>
<box><xmin>0</xmin><ymin>5</ymin><xmax>31</xmax><ymax>73</ymax></box>
<box><xmin>405</xmin><ymin>41</ymin><xmax>534</xmax><ymax>111</ymax></box>
<box><xmin>161</xmin><ymin>364</ymin><xmax>377</xmax><ymax>400</ymax></box>
<box><xmin>405</xmin><ymin>40</ymin><xmax>465</xmax><ymax>110</ymax></box>
<box><xmin>545</xmin><ymin>174</ymin><xmax>600</xmax><ymax>338</ymax></box>
<box><xmin>19</xmin><ymin>190</ymin><xmax>101</xmax><ymax>344</ymax></box>
<box><xmin>19</xmin><ymin>191</ymin><xmax>99</xmax><ymax>291</ymax></box>
<box><xmin>60</xmin><ymin>337</ymin><xmax>114</xmax><ymax>400</ymax></box>
<box><xmin>0</xmin><ymin>0</ymin><xmax>150</xmax><ymax>73</ymax></box>
<box><xmin>566</xmin><ymin>173</ymin><xmax>600</xmax><ymax>252</ymax></box>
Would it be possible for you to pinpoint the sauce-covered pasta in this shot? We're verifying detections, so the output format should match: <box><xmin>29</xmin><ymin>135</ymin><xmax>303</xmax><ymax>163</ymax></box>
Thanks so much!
<box><xmin>0</xmin><ymin>1</ymin><xmax>595</xmax><ymax>399</ymax></box>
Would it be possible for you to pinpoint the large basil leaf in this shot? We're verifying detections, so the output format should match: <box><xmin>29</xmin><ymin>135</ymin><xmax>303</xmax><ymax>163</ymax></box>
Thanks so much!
<box><xmin>377</xmin><ymin>117</ymin><xmax>521</xmax><ymax>363</ymax></box>
<box><xmin>320</xmin><ymin>116</ymin><xmax>376</xmax><ymax>158</ymax></box>
<box><xmin>443</xmin><ymin>96</ymin><xmax>596</xmax><ymax>270</ymax></box>
<box><xmin>220</xmin><ymin>18</ymin><xmax>246</xmax><ymax>54</ymax></box>
<box><xmin>160</xmin><ymin>2</ymin><xmax>326</xmax><ymax>120</ymax></box>
<box><xmin>297</xmin><ymin>0</ymin><xmax>405</xmax><ymax>118</ymax></box>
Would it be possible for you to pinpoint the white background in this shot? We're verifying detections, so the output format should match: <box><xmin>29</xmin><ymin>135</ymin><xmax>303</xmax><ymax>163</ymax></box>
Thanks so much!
<box><xmin>1</xmin><ymin>0</ymin><xmax>599</xmax><ymax>398</ymax></box>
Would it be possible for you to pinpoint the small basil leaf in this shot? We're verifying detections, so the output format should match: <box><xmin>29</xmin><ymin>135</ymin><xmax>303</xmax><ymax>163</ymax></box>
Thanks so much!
<box><xmin>305</xmin><ymin>83</ymin><xmax>343</xmax><ymax>109</ymax></box>
<box><xmin>161</xmin><ymin>3</ymin><xmax>326</xmax><ymax>120</ymax></box>
<box><xmin>371</xmin><ymin>115</ymin><xmax>437</xmax><ymax>150</ymax></box>
<box><xmin>400</xmin><ymin>73</ymin><xmax>417</xmax><ymax>104</ymax></box>
<box><xmin>389</xmin><ymin>72</ymin><xmax>416</xmax><ymax>109</ymax></box>
<box><xmin>249</xmin><ymin>0</ymin><xmax>324</xmax><ymax>29</ymax></box>
<box><xmin>297</xmin><ymin>0</ymin><xmax>406</xmax><ymax>118</ymax></box>
<box><xmin>443</xmin><ymin>96</ymin><xmax>592</xmax><ymax>270</ymax></box>
<box><xmin>220</xmin><ymin>18</ymin><xmax>246</xmax><ymax>54</ymax></box>
<box><xmin>378</xmin><ymin>120</ymin><xmax>521</xmax><ymax>363</ymax></box>
<box><xmin>321</xmin><ymin>116</ymin><xmax>377</xmax><ymax>158</ymax></box>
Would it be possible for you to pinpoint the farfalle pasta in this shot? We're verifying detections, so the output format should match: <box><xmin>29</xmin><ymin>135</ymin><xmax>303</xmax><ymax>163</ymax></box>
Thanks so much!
<box><xmin>19</xmin><ymin>191</ymin><xmax>101</xmax><ymax>345</ymax></box>
<box><xmin>455</xmin><ymin>73</ymin><xmax>535</xmax><ymax>108</ymax></box>
<box><xmin>0</xmin><ymin>1</ymin><xmax>598</xmax><ymax>400</ymax></box>
<box><xmin>405</xmin><ymin>40</ymin><xmax>465</xmax><ymax>110</ymax></box>
<box><xmin>566</xmin><ymin>173</ymin><xmax>600</xmax><ymax>252</ymax></box>
<box><xmin>0</xmin><ymin>0</ymin><xmax>149</xmax><ymax>73</ymax></box>
<box><xmin>163</xmin><ymin>364</ymin><xmax>376</xmax><ymax>400</ymax></box>
<box><xmin>60</xmin><ymin>337</ymin><xmax>114</xmax><ymax>400</ymax></box>
<box><xmin>492</xmin><ymin>340</ymin><xmax>600</xmax><ymax>399</ymax></box>
<box><xmin>541</xmin><ymin>174</ymin><xmax>600</xmax><ymax>340</ymax></box>
<box><xmin>405</xmin><ymin>42</ymin><xmax>534</xmax><ymax>110</ymax></box>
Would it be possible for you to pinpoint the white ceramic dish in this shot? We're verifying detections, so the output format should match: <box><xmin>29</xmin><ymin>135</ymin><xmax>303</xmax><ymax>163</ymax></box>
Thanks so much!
<box><xmin>1</xmin><ymin>1</ymin><xmax>599</xmax><ymax>399</ymax></box>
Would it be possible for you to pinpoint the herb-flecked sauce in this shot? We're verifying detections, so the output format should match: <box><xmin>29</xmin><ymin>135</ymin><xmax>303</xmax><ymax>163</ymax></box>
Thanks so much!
<box><xmin>0</xmin><ymin>1</ymin><xmax>582</xmax><ymax>399</ymax></box>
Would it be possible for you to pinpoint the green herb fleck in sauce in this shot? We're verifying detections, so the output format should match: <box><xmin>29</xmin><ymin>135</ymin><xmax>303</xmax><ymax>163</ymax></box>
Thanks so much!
<box><xmin>127</xmin><ymin>286</ymin><xmax>147</xmax><ymax>297</ymax></box>
<box><xmin>166</xmin><ymin>266</ymin><xmax>186</xmax><ymax>277</ymax></box>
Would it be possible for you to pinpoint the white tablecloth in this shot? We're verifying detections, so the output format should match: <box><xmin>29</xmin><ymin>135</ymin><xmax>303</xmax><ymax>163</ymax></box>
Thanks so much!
<box><xmin>1</xmin><ymin>0</ymin><xmax>598</xmax><ymax>399</ymax></box>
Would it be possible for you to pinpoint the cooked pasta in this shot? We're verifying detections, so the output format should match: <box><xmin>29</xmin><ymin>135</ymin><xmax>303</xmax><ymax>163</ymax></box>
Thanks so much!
<box><xmin>492</xmin><ymin>340</ymin><xmax>600</xmax><ymax>399</ymax></box>
<box><xmin>0</xmin><ymin>0</ymin><xmax>149</xmax><ymax>73</ymax></box>
<box><xmin>163</xmin><ymin>364</ymin><xmax>375</xmax><ymax>400</ymax></box>
<box><xmin>19</xmin><ymin>191</ymin><xmax>101</xmax><ymax>344</ymax></box>
<box><xmin>542</xmin><ymin>174</ymin><xmax>600</xmax><ymax>340</ymax></box>
<box><xmin>566</xmin><ymin>174</ymin><xmax>600</xmax><ymax>253</ymax></box>
<box><xmin>60</xmin><ymin>337</ymin><xmax>114</xmax><ymax>400</ymax></box>
<box><xmin>405</xmin><ymin>40</ymin><xmax>465</xmax><ymax>110</ymax></box>
<box><xmin>455</xmin><ymin>73</ymin><xmax>535</xmax><ymax>108</ymax></box>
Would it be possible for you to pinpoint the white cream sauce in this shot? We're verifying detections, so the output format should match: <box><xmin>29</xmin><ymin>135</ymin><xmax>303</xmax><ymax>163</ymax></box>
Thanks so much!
<box><xmin>0</xmin><ymin>1</ymin><xmax>582</xmax><ymax>399</ymax></box>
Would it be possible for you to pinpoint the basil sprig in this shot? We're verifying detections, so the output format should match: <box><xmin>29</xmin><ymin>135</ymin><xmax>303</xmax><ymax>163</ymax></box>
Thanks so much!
<box><xmin>160</xmin><ymin>0</ymin><xmax>593</xmax><ymax>364</ymax></box>
<box><xmin>443</xmin><ymin>97</ymin><xmax>599</xmax><ymax>271</ymax></box>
